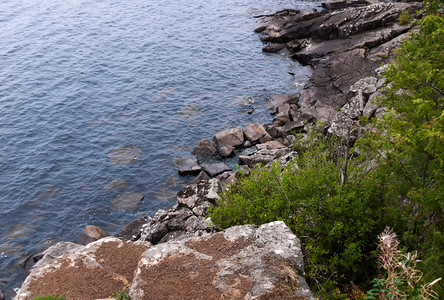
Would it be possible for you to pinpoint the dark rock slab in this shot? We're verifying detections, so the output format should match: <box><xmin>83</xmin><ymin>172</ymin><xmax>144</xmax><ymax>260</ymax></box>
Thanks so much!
<box><xmin>201</xmin><ymin>162</ymin><xmax>231</xmax><ymax>178</ymax></box>
<box><xmin>173</xmin><ymin>155</ymin><xmax>201</xmax><ymax>176</ymax></box>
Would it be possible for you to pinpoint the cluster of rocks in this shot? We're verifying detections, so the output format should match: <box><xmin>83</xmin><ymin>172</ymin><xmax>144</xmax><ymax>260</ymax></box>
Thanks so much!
<box><xmin>257</xmin><ymin>0</ymin><xmax>421</xmax><ymax>130</ymax></box>
<box><xmin>10</xmin><ymin>1</ymin><xmax>423</xmax><ymax>298</ymax></box>
<box><xmin>15</xmin><ymin>222</ymin><xmax>315</xmax><ymax>300</ymax></box>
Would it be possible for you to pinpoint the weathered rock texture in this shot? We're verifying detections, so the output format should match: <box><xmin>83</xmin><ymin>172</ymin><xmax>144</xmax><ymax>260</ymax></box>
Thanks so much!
<box><xmin>15</xmin><ymin>237</ymin><xmax>150</xmax><ymax>300</ymax></box>
<box><xmin>257</xmin><ymin>1</ymin><xmax>421</xmax><ymax>123</ymax></box>
<box><xmin>16</xmin><ymin>223</ymin><xmax>314</xmax><ymax>300</ymax></box>
<box><xmin>131</xmin><ymin>222</ymin><xmax>314</xmax><ymax>300</ymax></box>
<box><xmin>116</xmin><ymin>179</ymin><xmax>221</xmax><ymax>244</ymax></box>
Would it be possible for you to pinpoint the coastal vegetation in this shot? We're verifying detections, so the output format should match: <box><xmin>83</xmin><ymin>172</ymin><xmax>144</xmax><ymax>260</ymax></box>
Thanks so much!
<box><xmin>210</xmin><ymin>0</ymin><xmax>443</xmax><ymax>298</ymax></box>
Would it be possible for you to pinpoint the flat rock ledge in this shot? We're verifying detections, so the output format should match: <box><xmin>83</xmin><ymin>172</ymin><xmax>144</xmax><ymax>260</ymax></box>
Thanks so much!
<box><xmin>15</xmin><ymin>222</ymin><xmax>314</xmax><ymax>300</ymax></box>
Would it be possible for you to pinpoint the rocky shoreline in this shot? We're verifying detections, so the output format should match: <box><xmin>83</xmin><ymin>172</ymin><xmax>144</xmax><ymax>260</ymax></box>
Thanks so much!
<box><xmin>8</xmin><ymin>0</ymin><xmax>423</xmax><ymax>299</ymax></box>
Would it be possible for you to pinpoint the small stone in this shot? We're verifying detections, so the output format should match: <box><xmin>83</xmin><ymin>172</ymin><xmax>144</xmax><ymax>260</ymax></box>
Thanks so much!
<box><xmin>219</xmin><ymin>146</ymin><xmax>235</xmax><ymax>158</ymax></box>
<box><xmin>173</xmin><ymin>155</ymin><xmax>202</xmax><ymax>176</ymax></box>
<box><xmin>244</xmin><ymin>140</ymin><xmax>252</xmax><ymax>148</ymax></box>
<box><xmin>75</xmin><ymin>225</ymin><xmax>110</xmax><ymax>245</ymax></box>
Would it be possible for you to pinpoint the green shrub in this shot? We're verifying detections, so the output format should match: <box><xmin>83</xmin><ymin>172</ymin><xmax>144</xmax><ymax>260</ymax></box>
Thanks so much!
<box><xmin>32</xmin><ymin>295</ymin><xmax>65</xmax><ymax>300</ymax></box>
<box><xmin>113</xmin><ymin>290</ymin><xmax>130</xmax><ymax>300</ymax></box>
<box><xmin>398</xmin><ymin>10</ymin><xmax>414</xmax><ymax>25</ymax></box>
<box><xmin>210</xmin><ymin>130</ymin><xmax>388</xmax><ymax>298</ymax></box>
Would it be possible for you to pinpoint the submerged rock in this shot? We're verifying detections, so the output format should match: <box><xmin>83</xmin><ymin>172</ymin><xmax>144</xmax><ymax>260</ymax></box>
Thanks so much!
<box><xmin>101</xmin><ymin>178</ymin><xmax>128</xmax><ymax>190</ymax></box>
<box><xmin>107</xmin><ymin>145</ymin><xmax>142</xmax><ymax>166</ymax></box>
<box><xmin>111</xmin><ymin>193</ymin><xmax>144</xmax><ymax>211</ymax></box>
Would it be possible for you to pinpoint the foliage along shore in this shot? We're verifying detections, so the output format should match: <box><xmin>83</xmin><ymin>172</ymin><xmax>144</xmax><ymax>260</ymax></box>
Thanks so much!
<box><xmin>210</xmin><ymin>0</ymin><xmax>443</xmax><ymax>298</ymax></box>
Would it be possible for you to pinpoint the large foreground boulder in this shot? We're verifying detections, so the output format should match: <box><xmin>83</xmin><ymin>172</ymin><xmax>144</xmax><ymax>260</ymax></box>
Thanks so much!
<box><xmin>132</xmin><ymin>221</ymin><xmax>314</xmax><ymax>300</ymax></box>
<box><xmin>15</xmin><ymin>237</ymin><xmax>150</xmax><ymax>300</ymax></box>
<box><xmin>15</xmin><ymin>222</ymin><xmax>314</xmax><ymax>300</ymax></box>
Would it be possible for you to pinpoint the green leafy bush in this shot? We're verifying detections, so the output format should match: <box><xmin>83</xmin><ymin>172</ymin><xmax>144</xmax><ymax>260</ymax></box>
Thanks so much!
<box><xmin>210</xmin><ymin>3</ymin><xmax>443</xmax><ymax>299</ymax></box>
<box><xmin>113</xmin><ymin>290</ymin><xmax>130</xmax><ymax>300</ymax></box>
<box><xmin>210</xmin><ymin>129</ymin><xmax>388</xmax><ymax>298</ymax></box>
<box><xmin>32</xmin><ymin>295</ymin><xmax>65</xmax><ymax>300</ymax></box>
<box><xmin>357</xmin><ymin>9</ymin><xmax>444</xmax><ymax>297</ymax></box>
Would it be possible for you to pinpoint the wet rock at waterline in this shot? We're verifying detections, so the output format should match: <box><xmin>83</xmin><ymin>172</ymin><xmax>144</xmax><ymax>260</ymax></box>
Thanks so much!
<box><xmin>111</xmin><ymin>193</ymin><xmax>144</xmax><ymax>211</ymax></box>
<box><xmin>192</xmin><ymin>139</ymin><xmax>218</xmax><ymax>157</ymax></box>
<box><xmin>213</xmin><ymin>127</ymin><xmax>244</xmax><ymax>150</ymax></box>
<box><xmin>173</xmin><ymin>155</ymin><xmax>202</xmax><ymax>176</ymax></box>
<box><xmin>267</xmin><ymin>94</ymin><xmax>299</xmax><ymax>115</ymax></box>
<box><xmin>75</xmin><ymin>225</ymin><xmax>110</xmax><ymax>245</ymax></box>
<box><xmin>243</xmin><ymin>123</ymin><xmax>272</xmax><ymax>144</ymax></box>
<box><xmin>107</xmin><ymin>146</ymin><xmax>142</xmax><ymax>166</ymax></box>
<box><xmin>258</xmin><ymin>1</ymin><xmax>421</xmax><ymax>122</ymax></box>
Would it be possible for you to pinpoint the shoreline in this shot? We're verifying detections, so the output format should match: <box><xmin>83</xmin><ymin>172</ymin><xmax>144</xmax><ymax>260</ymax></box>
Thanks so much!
<box><xmin>8</xmin><ymin>0</ymin><xmax>425</xmax><ymax>298</ymax></box>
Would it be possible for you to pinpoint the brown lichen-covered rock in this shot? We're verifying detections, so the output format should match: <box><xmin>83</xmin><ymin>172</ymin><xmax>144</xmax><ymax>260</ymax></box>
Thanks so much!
<box><xmin>15</xmin><ymin>237</ymin><xmax>150</xmax><ymax>300</ymax></box>
<box><xmin>130</xmin><ymin>222</ymin><xmax>315</xmax><ymax>300</ymax></box>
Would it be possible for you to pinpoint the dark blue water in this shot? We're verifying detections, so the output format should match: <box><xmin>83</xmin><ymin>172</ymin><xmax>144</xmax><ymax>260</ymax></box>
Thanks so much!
<box><xmin>0</xmin><ymin>0</ymin><xmax>320</xmax><ymax>295</ymax></box>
